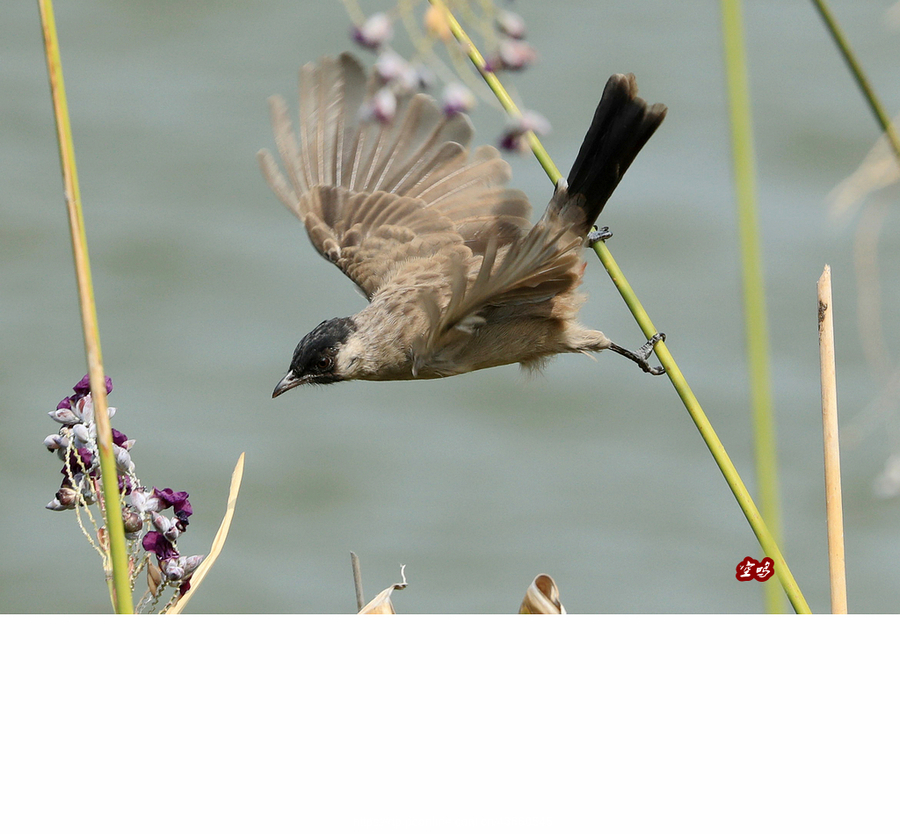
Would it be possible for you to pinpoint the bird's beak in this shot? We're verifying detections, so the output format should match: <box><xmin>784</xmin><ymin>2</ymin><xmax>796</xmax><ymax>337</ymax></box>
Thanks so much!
<box><xmin>272</xmin><ymin>370</ymin><xmax>304</xmax><ymax>398</ymax></box>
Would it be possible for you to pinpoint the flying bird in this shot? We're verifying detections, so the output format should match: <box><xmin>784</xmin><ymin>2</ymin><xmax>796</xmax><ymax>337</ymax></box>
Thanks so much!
<box><xmin>259</xmin><ymin>53</ymin><xmax>666</xmax><ymax>397</ymax></box>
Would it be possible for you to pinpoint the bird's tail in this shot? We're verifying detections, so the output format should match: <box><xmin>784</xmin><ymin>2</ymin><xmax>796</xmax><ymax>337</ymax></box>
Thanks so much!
<box><xmin>560</xmin><ymin>74</ymin><xmax>667</xmax><ymax>236</ymax></box>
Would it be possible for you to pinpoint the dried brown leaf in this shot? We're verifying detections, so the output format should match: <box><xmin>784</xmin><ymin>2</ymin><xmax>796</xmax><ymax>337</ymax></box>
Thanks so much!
<box><xmin>358</xmin><ymin>565</ymin><xmax>408</xmax><ymax>614</ymax></box>
<box><xmin>519</xmin><ymin>573</ymin><xmax>566</xmax><ymax>614</ymax></box>
<box><xmin>165</xmin><ymin>453</ymin><xmax>245</xmax><ymax>615</ymax></box>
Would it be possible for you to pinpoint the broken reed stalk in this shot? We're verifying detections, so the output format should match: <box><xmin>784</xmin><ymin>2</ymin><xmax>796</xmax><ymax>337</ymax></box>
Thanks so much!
<box><xmin>428</xmin><ymin>0</ymin><xmax>811</xmax><ymax>614</ymax></box>
<box><xmin>350</xmin><ymin>551</ymin><xmax>365</xmax><ymax>612</ymax></box>
<box><xmin>817</xmin><ymin>266</ymin><xmax>848</xmax><ymax>614</ymax></box>
<box><xmin>39</xmin><ymin>0</ymin><xmax>132</xmax><ymax>613</ymax></box>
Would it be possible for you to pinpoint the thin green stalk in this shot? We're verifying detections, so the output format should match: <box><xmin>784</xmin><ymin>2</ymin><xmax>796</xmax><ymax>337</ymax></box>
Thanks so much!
<box><xmin>809</xmin><ymin>0</ymin><xmax>900</xmax><ymax>166</ymax></box>
<box><xmin>39</xmin><ymin>0</ymin><xmax>133</xmax><ymax>614</ymax></box>
<box><xmin>430</xmin><ymin>0</ymin><xmax>811</xmax><ymax>613</ymax></box>
<box><xmin>720</xmin><ymin>0</ymin><xmax>784</xmax><ymax>614</ymax></box>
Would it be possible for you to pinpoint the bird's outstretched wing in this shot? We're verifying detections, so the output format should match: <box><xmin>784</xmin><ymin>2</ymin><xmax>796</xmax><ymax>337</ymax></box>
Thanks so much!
<box><xmin>258</xmin><ymin>53</ymin><xmax>532</xmax><ymax>299</ymax></box>
<box><xmin>411</xmin><ymin>193</ymin><xmax>587</xmax><ymax>369</ymax></box>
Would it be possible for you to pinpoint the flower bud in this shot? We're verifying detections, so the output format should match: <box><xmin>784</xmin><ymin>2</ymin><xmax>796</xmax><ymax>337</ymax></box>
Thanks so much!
<box><xmin>122</xmin><ymin>509</ymin><xmax>144</xmax><ymax>535</ymax></box>
<box><xmin>48</xmin><ymin>408</ymin><xmax>79</xmax><ymax>426</ymax></box>
<box><xmin>44</xmin><ymin>434</ymin><xmax>67</xmax><ymax>451</ymax></box>
<box><xmin>496</xmin><ymin>10</ymin><xmax>527</xmax><ymax>39</ymax></box>
<box><xmin>55</xmin><ymin>486</ymin><xmax>79</xmax><ymax>508</ymax></box>
<box><xmin>499</xmin><ymin>109</ymin><xmax>550</xmax><ymax>153</ymax></box>
<box><xmin>162</xmin><ymin>558</ymin><xmax>186</xmax><ymax>581</ymax></box>
<box><xmin>360</xmin><ymin>87</ymin><xmax>397</xmax><ymax>124</ymax></box>
<box><xmin>375</xmin><ymin>53</ymin><xmax>426</xmax><ymax>96</ymax></box>
<box><xmin>495</xmin><ymin>39</ymin><xmax>537</xmax><ymax>71</ymax></box>
<box><xmin>150</xmin><ymin>511</ymin><xmax>174</xmax><ymax>535</ymax></box>
<box><xmin>375</xmin><ymin>50</ymin><xmax>408</xmax><ymax>84</ymax></box>
<box><xmin>72</xmin><ymin>423</ymin><xmax>92</xmax><ymax>447</ymax></box>
<box><xmin>441</xmin><ymin>83</ymin><xmax>476</xmax><ymax>117</ymax></box>
<box><xmin>182</xmin><ymin>553</ymin><xmax>206</xmax><ymax>576</ymax></box>
<box><xmin>129</xmin><ymin>488</ymin><xmax>161</xmax><ymax>515</ymax></box>
<box><xmin>72</xmin><ymin>394</ymin><xmax>93</xmax><ymax>424</ymax></box>
<box><xmin>352</xmin><ymin>12</ymin><xmax>393</xmax><ymax>49</ymax></box>
<box><xmin>162</xmin><ymin>553</ymin><xmax>206</xmax><ymax>583</ymax></box>
<box><xmin>113</xmin><ymin>444</ymin><xmax>133</xmax><ymax>473</ymax></box>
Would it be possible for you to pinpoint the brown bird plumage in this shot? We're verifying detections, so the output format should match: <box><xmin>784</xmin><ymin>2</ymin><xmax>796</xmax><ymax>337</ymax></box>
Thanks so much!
<box><xmin>259</xmin><ymin>53</ymin><xmax>666</xmax><ymax>396</ymax></box>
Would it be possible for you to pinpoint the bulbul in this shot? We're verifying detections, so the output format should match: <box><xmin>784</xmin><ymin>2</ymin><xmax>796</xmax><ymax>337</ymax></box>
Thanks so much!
<box><xmin>260</xmin><ymin>53</ymin><xmax>666</xmax><ymax>397</ymax></box>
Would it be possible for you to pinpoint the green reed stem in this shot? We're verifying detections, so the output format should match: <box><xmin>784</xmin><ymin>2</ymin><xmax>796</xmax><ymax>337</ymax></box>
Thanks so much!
<box><xmin>720</xmin><ymin>0</ymin><xmax>785</xmax><ymax>613</ymax></box>
<box><xmin>430</xmin><ymin>0</ymin><xmax>811</xmax><ymax>613</ymax></box>
<box><xmin>809</xmin><ymin>0</ymin><xmax>900</xmax><ymax>166</ymax></box>
<box><xmin>39</xmin><ymin>0</ymin><xmax>133</xmax><ymax>614</ymax></box>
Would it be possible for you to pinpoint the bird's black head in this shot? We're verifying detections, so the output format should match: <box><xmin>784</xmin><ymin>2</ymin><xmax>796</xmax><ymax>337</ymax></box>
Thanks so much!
<box><xmin>272</xmin><ymin>317</ymin><xmax>357</xmax><ymax>397</ymax></box>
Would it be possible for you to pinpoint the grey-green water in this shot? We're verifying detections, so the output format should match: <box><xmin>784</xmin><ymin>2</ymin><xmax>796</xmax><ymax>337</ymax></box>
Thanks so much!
<box><xmin>4</xmin><ymin>0</ymin><xmax>900</xmax><ymax>612</ymax></box>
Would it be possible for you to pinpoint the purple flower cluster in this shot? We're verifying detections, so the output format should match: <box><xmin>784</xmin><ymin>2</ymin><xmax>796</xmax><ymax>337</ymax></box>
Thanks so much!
<box><xmin>45</xmin><ymin>374</ymin><xmax>122</xmax><ymax>510</ymax></box>
<box><xmin>348</xmin><ymin>13</ymin><xmax>431</xmax><ymax>123</ymax></box>
<box><xmin>347</xmin><ymin>5</ymin><xmax>547</xmax><ymax>150</ymax></box>
<box><xmin>134</xmin><ymin>487</ymin><xmax>198</xmax><ymax>594</ymax></box>
<box><xmin>44</xmin><ymin>375</ymin><xmax>202</xmax><ymax>598</ymax></box>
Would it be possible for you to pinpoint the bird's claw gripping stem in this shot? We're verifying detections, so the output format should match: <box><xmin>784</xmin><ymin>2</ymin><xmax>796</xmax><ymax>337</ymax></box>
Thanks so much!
<box><xmin>609</xmin><ymin>332</ymin><xmax>666</xmax><ymax>375</ymax></box>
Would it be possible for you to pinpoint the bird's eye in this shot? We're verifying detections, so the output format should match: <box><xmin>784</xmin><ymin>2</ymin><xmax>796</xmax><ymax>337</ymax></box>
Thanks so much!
<box><xmin>314</xmin><ymin>355</ymin><xmax>333</xmax><ymax>373</ymax></box>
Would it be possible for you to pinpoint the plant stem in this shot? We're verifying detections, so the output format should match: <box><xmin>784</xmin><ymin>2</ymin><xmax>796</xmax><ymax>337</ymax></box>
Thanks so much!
<box><xmin>817</xmin><ymin>266</ymin><xmax>848</xmax><ymax>614</ymax></box>
<box><xmin>720</xmin><ymin>0</ymin><xmax>784</xmax><ymax>613</ymax></box>
<box><xmin>809</xmin><ymin>0</ymin><xmax>900</xmax><ymax>166</ymax></box>
<box><xmin>431</xmin><ymin>4</ymin><xmax>563</xmax><ymax>184</ymax></box>
<box><xmin>38</xmin><ymin>0</ymin><xmax>132</xmax><ymax>613</ymax></box>
<box><xmin>429</xmin><ymin>0</ymin><xmax>811</xmax><ymax>613</ymax></box>
<box><xmin>350</xmin><ymin>552</ymin><xmax>365</xmax><ymax>612</ymax></box>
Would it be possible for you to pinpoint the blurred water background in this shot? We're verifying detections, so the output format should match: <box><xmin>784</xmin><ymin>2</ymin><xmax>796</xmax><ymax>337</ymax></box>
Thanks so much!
<box><xmin>4</xmin><ymin>0</ymin><xmax>900</xmax><ymax>613</ymax></box>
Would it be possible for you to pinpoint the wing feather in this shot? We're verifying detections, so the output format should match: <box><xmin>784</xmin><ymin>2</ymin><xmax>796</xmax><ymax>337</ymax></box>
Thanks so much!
<box><xmin>413</xmin><ymin>197</ymin><xmax>586</xmax><ymax>364</ymax></box>
<box><xmin>258</xmin><ymin>53</ymin><xmax>538</xmax><ymax>300</ymax></box>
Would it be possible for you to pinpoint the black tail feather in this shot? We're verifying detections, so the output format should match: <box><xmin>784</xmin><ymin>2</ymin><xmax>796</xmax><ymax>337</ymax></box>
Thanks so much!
<box><xmin>564</xmin><ymin>74</ymin><xmax>666</xmax><ymax>234</ymax></box>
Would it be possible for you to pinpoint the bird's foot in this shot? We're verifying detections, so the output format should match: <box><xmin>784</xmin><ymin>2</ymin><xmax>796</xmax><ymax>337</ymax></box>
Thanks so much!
<box><xmin>609</xmin><ymin>332</ymin><xmax>666</xmax><ymax>375</ymax></box>
<box><xmin>587</xmin><ymin>226</ymin><xmax>612</xmax><ymax>243</ymax></box>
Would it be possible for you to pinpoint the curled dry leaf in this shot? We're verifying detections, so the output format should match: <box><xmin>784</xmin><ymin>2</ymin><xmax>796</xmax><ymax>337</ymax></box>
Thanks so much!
<box><xmin>519</xmin><ymin>573</ymin><xmax>566</xmax><ymax>614</ymax></box>
<box><xmin>358</xmin><ymin>565</ymin><xmax>408</xmax><ymax>614</ymax></box>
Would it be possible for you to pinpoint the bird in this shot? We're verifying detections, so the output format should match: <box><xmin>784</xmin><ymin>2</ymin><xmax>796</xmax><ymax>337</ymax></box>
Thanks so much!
<box><xmin>259</xmin><ymin>53</ymin><xmax>667</xmax><ymax>397</ymax></box>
